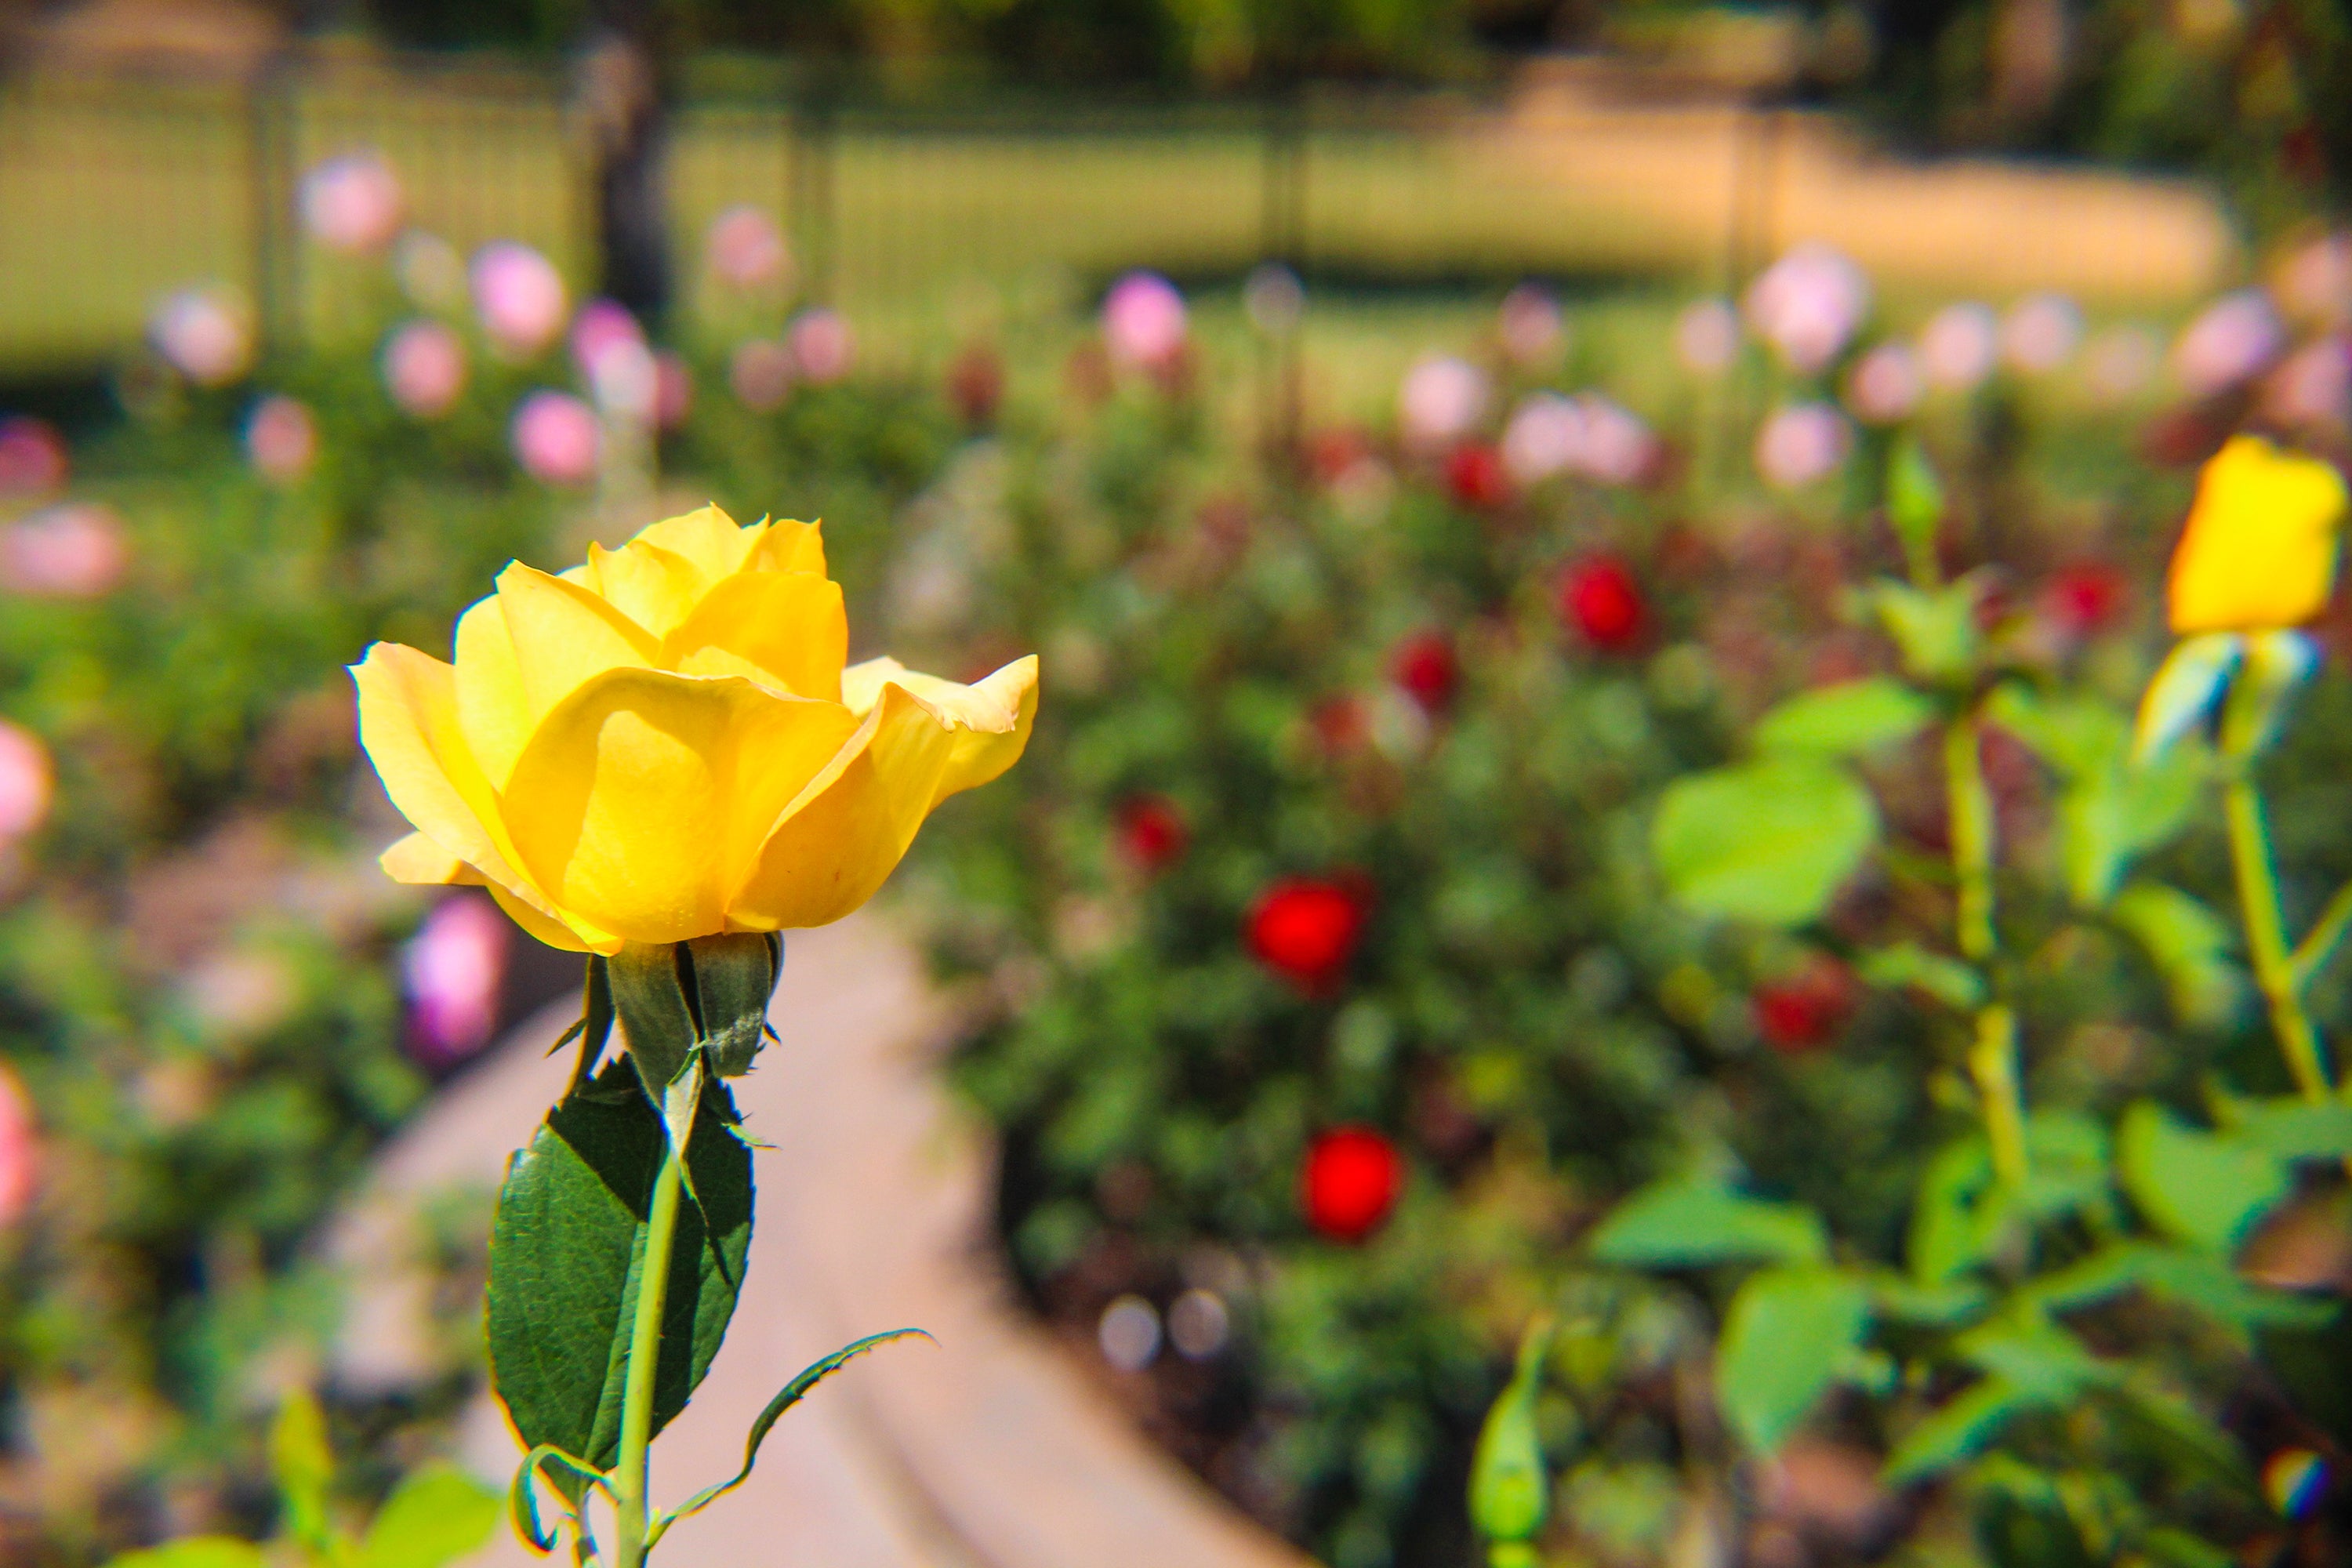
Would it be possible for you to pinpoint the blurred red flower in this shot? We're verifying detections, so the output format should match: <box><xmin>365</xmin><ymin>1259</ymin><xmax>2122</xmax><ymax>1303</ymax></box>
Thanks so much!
<box><xmin>1248</xmin><ymin>877</ymin><xmax>1370</xmax><ymax>992</ymax></box>
<box><xmin>1444</xmin><ymin>442</ymin><xmax>1513</xmax><ymax>510</ymax></box>
<box><xmin>2045</xmin><ymin>562</ymin><xmax>2127</xmax><ymax>637</ymax></box>
<box><xmin>1751</xmin><ymin>957</ymin><xmax>1857</xmax><ymax>1054</ymax></box>
<box><xmin>1117</xmin><ymin>794</ymin><xmax>1189</xmax><ymax>873</ymax></box>
<box><xmin>948</xmin><ymin>343</ymin><xmax>1004</xmax><ymax>427</ymax></box>
<box><xmin>1388</xmin><ymin>630</ymin><xmax>1459</xmax><ymax>713</ymax></box>
<box><xmin>1309</xmin><ymin>695</ymin><xmax>1370</xmax><ymax>755</ymax></box>
<box><xmin>1559</xmin><ymin>554</ymin><xmax>1647</xmax><ymax>652</ymax></box>
<box><xmin>1301</xmin><ymin>1126</ymin><xmax>1403</xmax><ymax>1243</ymax></box>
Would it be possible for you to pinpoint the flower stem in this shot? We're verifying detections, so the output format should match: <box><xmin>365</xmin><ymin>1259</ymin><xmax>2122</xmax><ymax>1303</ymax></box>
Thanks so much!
<box><xmin>1945</xmin><ymin>713</ymin><xmax>2029</xmax><ymax>1186</ymax></box>
<box><xmin>611</xmin><ymin>1137</ymin><xmax>687</xmax><ymax>1568</ymax></box>
<box><xmin>2224</xmin><ymin>775</ymin><xmax>2335</xmax><ymax>1102</ymax></box>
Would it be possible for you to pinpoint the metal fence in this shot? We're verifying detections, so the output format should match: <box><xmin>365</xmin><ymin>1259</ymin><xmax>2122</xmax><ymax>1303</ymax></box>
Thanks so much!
<box><xmin>0</xmin><ymin>49</ymin><xmax>2233</xmax><ymax>374</ymax></box>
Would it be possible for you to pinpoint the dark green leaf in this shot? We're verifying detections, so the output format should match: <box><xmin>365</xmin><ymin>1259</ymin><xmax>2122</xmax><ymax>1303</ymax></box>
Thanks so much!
<box><xmin>686</xmin><ymin>933</ymin><xmax>779</xmax><ymax>1078</ymax></box>
<box><xmin>486</xmin><ymin>1058</ymin><xmax>753</xmax><ymax>1499</ymax></box>
<box><xmin>2225</xmin><ymin>1097</ymin><xmax>2352</xmax><ymax>1160</ymax></box>
<box><xmin>1715</xmin><ymin>1267</ymin><xmax>1871</xmax><ymax>1454</ymax></box>
<box><xmin>1870</xmin><ymin>1271</ymin><xmax>1991</xmax><ymax>1327</ymax></box>
<box><xmin>361</xmin><ymin>1465</ymin><xmax>502</xmax><ymax>1568</ymax></box>
<box><xmin>1751</xmin><ymin>678</ymin><xmax>1936</xmax><ymax>760</ymax></box>
<box><xmin>1956</xmin><ymin>1320</ymin><xmax>2111</xmax><ymax>1400</ymax></box>
<box><xmin>607</xmin><ymin>943</ymin><xmax>698</xmax><ymax>1094</ymax></box>
<box><xmin>506</xmin><ymin>1445</ymin><xmax>610</xmax><ymax>1556</ymax></box>
<box><xmin>1885</xmin><ymin>1377</ymin><xmax>2049</xmax><ymax>1483</ymax></box>
<box><xmin>2117</xmin><ymin>1102</ymin><xmax>2290</xmax><ymax>1253</ymax></box>
<box><xmin>1652</xmin><ymin>760</ymin><xmax>1878</xmax><ymax>927</ymax></box>
<box><xmin>1589</xmin><ymin>1183</ymin><xmax>1826</xmax><ymax>1268</ymax></box>
<box><xmin>562</xmin><ymin>959</ymin><xmax>615</xmax><ymax>1099</ymax></box>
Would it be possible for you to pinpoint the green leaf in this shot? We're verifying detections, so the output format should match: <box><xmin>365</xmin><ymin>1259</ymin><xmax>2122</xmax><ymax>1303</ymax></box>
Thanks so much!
<box><xmin>2024</xmin><ymin>1241</ymin><xmax>2332</xmax><ymax>1338</ymax></box>
<box><xmin>1715</xmin><ymin>1267</ymin><xmax>1871</xmax><ymax>1454</ymax></box>
<box><xmin>1858</xmin><ymin>942</ymin><xmax>1984</xmax><ymax>1010</ymax></box>
<box><xmin>608</xmin><ymin>943</ymin><xmax>699</xmax><ymax>1094</ymax></box>
<box><xmin>688</xmin><ymin>932</ymin><xmax>781</xmax><ymax>1077</ymax></box>
<box><xmin>2226</xmin><ymin>1096</ymin><xmax>2352</xmax><ymax>1160</ymax></box>
<box><xmin>2133</xmin><ymin>632</ymin><xmax>2242</xmax><ymax>761</ymax></box>
<box><xmin>1652</xmin><ymin>760</ymin><xmax>1878</xmax><ymax>927</ymax></box>
<box><xmin>1987</xmin><ymin>685</ymin><xmax>2203</xmax><ymax>906</ymax></box>
<box><xmin>657</xmin><ymin>1328</ymin><xmax>933</xmax><ymax>1538</ymax></box>
<box><xmin>1885</xmin><ymin>1377</ymin><xmax>2050</xmax><ymax>1483</ymax></box>
<box><xmin>1589</xmin><ymin>1182</ymin><xmax>1827</xmax><ymax>1268</ymax></box>
<box><xmin>1867</xmin><ymin>578</ymin><xmax>1980</xmax><ymax>683</ymax></box>
<box><xmin>1886</xmin><ymin>436</ymin><xmax>1945</xmax><ymax>580</ymax></box>
<box><xmin>1469</xmin><ymin>1319</ymin><xmax>1554</xmax><ymax>1544</ymax></box>
<box><xmin>269</xmin><ymin>1388</ymin><xmax>334</xmax><ymax>1555</ymax></box>
<box><xmin>507</xmin><ymin>1445</ymin><xmax>612</xmax><ymax>1556</ymax></box>
<box><xmin>1956</xmin><ymin>1319</ymin><xmax>2112</xmax><ymax>1401</ymax></box>
<box><xmin>1907</xmin><ymin>1138</ymin><xmax>2007</xmax><ymax>1284</ymax></box>
<box><xmin>2219</xmin><ymin>629</ymin><xmax>2320</xmax><ymax>759</ymax></box>
<box><xmin>486</xmin><ymin>1058</ymin><xmax>753</xmax><ymax>1500</ymax></box>
<box><xmin>1751</xmin><ymin>678</ymin><xmax>1936</xmax><ymax>760</ymax></box>
<box><xmin>2137</xmin><ymin>1527</ymin><xmax>2236</xmax><ymax>1568</ymax></box>
<box><xmin>2116</xmin><ymin>1102</ymin><xmax>2290</xmax><ymax>1253</ymax></box>
<box><xmin>2110</xmin><ymin>882</ymin><xmax>2243</xmax><ymax>1029</ymax></box>
<box><xmin>361</xmin><ymin>1465</ymin><xmax>502</xmax><ymax>1568</ymax></box>
<box><xmin>103</xmin><ymin>1541</ymin><xmax>269</xmax><ymax>1568</ymax></box>
<box><xmin>1869</xmin><ymin>1271</ymin><xmax>1991</xmax><ymax>1327</ymax></box>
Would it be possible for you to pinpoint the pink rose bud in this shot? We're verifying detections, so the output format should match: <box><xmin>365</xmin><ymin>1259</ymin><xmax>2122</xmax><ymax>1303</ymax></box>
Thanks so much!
<box><xmin>2277</xmin><ymin>233</ymin><xmax>2352</xmax><ymax>328</ymax></box>
<box><xmin>729</xmin><ymin>339</ymin><xmax>793</xmax><ymax>411</ymax></box>
<box><xmin>1744</xmin><ymin>244</ymin><xmax>1870</xmax><ymax>373</ymax></box>
<box><xmin>2174</xmin><ymin>289</ymin><xmax>2284</xmax><ymax>397</ymax></box>
<box><xmin>381</xmin><ymin>319</ymin><xmax>466</xmax><ymax>418</ymax></box>
<box><xmin>245</xmin><ymin>395</ymin><xmax>317</xmax><ymax>485</ymax></box>
<box><xmin>0</xmin><ymin>1062</ymin><xmax>34</xmax><ymax>1229</ymax></box>
<box><xmin>470</xmin><ymin>241</ymin><xmax>568</xmax><ymax>358</ymax></box>
<box><xmin>1919</xmin><ymin>302</ymin><xmax>1998</xmax><ymax>389</ymax></box>
<box><xmin>1755</xmin><ymin>402</ymin><xmax>1853</xmax><ymax>488</ymax></box>
<box><xmin>788</xmin><ymin>308</ymin><xmax>855</xmax><ymax>384</ymax></box>
<box><xmin>1501</xmin><ymin>393</ymin><xmax>1585</xmax><ymax>485</ymax></box>
<box><xmin>706</xmin><ymin>204</ymin><xmax>791</xmax><ymax>291</ymax></box>
<box><xmin>654</xmin><ymin>351</ymin><xmax>693</xmax><ymax>430</ymax></box>
<box><xmin>1101</xmin><ymin>271</ymin><xmax>1187</xmax><ymax>368</ymax></box>
<box><xmin>0</xmin><ymin>503</ymin><xmax>127</xmax><ymax>598</ymax></box>
<box><xmin>2001</xmin><ymin>293</ymin><xmax>2082</xmax><ymax>374</ymax></box>
<box><xmin>1397</xmin><ymin>354</ymin><xmax>1490</xmax><ymax>449</ymax></box>
<box><xmin>510</xmin><ymin>391</ymin><xmax>601</xmax><ymax>485</ymax></box>
<box><xmin>1845</xmin><ymin>342</ymin><xmax>1923</xmax><ymax>425</ymax></box>
<box><xmin>0</xmin><ymin>417</ymin><xmax>67</xmax><ymax>496</ymax></box>
<box><xmin>2265</xmin><ymin>336</ymin><xmax>2352</xmax><ymax>428</ymax></box>
<box><xmin>0</xmin><ymin>718</ymin><xmax>51</xmax><ymax>839</ymax></box>
<box><xmin>299</xmin><ymin>153</ymin><xmax>405</xmax><ymax>255</ymax></box>
<box><xmin>1674</xmin><ymin>297</ymin><xmax>1740</xmax><ymax>375</ymax></box>
<box><xmin>1576</xmin><ymin>394</ymin><xmax>1657</xmax><ymax>485</ymax></box>
<box><xmin>401</xmin><ymin>892</ymin><xmax>510</xmax><ymax>1069</ymax></box>
<box><xmin>151</xmin><ymin>288</ymin><xmax>253</xmax><ymax>387</ymax></box>
<box><xmin>569</xmin><ymin>298</ymin><xmax>645</xmax><ymax>382</ymax></box>
<box><xmin>1497</xmin><ymin>284</ymin><xmax>1563</xmax><ymax>365</ymax></box>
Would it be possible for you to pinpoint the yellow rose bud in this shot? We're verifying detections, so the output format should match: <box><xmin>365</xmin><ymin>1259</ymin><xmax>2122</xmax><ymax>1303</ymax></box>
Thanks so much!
<box><xmin>2167</xmin><ymin>434</ymin><xmax>2350</xmax><ymax>634</ymax></box>
<box><xmin>353</xmin><ymin>506</ymin><xmax>1036</xmax><ymax>953</ymax></box>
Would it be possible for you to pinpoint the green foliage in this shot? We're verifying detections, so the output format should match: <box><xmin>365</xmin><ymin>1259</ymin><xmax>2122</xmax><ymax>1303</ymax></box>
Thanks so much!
<box><xmin>1586</xmin><ymin>1182</ymin><xmax>1827</xmax><ymax>1268</ymax></box>
<box><xmin>1750</xmin><ymin>677</ymin><xmax>1936</xmax><ymax>759</ymax></box>
<box><xmin>1714</xmin><ymin>1266</ymin><xmax>1871</xmax><ymax>1454</ymax></box>
<box><xmin>1650</xmin><ymin>759</ymin><xmax>1878</xmax><ymax>926</ymax></box>
<box><xmin>1466</xmin><ymin>1321</ymin><xmax>1551</xmax><ymax>1544</ymax></box>
<box><xmin>2114</xmin><ymin>1102</ymin><xmax>2290</xmax><ymax>1253</ymax></box>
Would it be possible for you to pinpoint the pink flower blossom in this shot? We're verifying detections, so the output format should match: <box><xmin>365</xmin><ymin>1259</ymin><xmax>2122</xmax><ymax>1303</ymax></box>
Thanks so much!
<box><xmin>0</xmin><ymin>418</ymin><xmax>67</xmax><ymax>496</ymax></box>
<box><xmin>244</xmin><ymin>396</ymin><xmax>316</xmax><ymax>485</ymax></box>
<box><xmin>2174</xmin><ymin>289</ymin><xmax>2284</xmax><ymax>397</ymax></box>
<box><xmin>1101</xmin><ymin>271</ymin><xmax>1188</xmax><ymax>368</ymax></box>
<box><xmin>1675</xmin><ymin>298</ymin><xmax>1740</xmax><ymax>375</ymax></box>
<box><xmin>1744</xmin><ymin>244</ymin><xmax>1870</xmax><ymax>373</ymax></box>
<box><xmin>2278</xmin><ymin>233</ymin><xmax>2352</xmax><ymax>328</ymax></box>
<box><xmin>1918</xmin><ymin>303</ymin><xmax>1998</xmax><ymax>389</ymax></box>
<box><xmin>381</xmin><ymin>320</ymin><xmax>466</xmax><ymax>418</ymax></box>
<box><xmin>2265</xmin><ymin>335</ymin><xmax>2352</xmax><ymax>428</ymax></box>
<box><xmin>706</xmin><ymin>204</ymin><xmax>792</xmax><ymax>291</ymax></box>
<box><xmin>1398</xmin><ymin>355</ymin><xmax>1490</xmax><ymax>449</ymax></box>
<box><xmin>2001</xmin><ymin>293</ymin><xmax>2082</xmax><ymax>374</ymax></box>
<box><xmin>510</xmin><ymin>391</ymin><xmax>601</xmax><ymax>485</ymax></box>
<box><xmin>401</xmin><ymin>892</ymin><xmax>510</xmax><ymax>1069</ymax></box>
<box><xmin>1755</xmin><ymin>402</ymin><xmax>1852</xmax><ymax>488</ymax></box>
<box><xmin>1498</xmin><ymin>284</ymin><xmax>1563</xmax><ymax>365</ymax></box>
<box><xmin>0</xmin><ymin>1063</ymin><xmax>34</xmax><ymax>1229</ymax></box>
<box><xmin>573</xmin><ymin>303</ymin><xmax>658</xmax><ymax>423</ymax></box>
<box><xmin>1576</xmin><ymin>394</ymin><xmax>1657</xmax><ymax>485</ymax></box>
<box><xmin>0</xmin><ymin>719</ymin><xmax>50</xmax><ymax>839</ymax></box>
<box><xmin>2085</xmin><ymin>325</ymin><xmax>2159</xmax><ymax>401</ymax></box>
<box><xmin>299</xmin><ymin>153</ymin><xmax>405</xmax><ymax>255</ymax></box>
<box><xmin>1845</xmin><ymin>342</ymin><xmax>1922</xmax><ymax>425</ymax></box>
<box><xmin>654</xmin><ymin>351</ymin><xmax>692</xmax><ymax>430</ymax></box>
<box><xmin>0</xmin><ymin>503</ymin><xmax>126</xmax><ymax>598</ymax></box>
<box><xmin>570</xmin><ymin>298</ymin><xmax>645</xmax><ymax>381</ymax></box>
<box><xmin>470</xmin><ymin>242</ymin><xmax>568</xmax><ymax>358</ymax></box>
<box><xmin>151</xmin><ymin>288</ymin><xmax>252</xmax><ymax>387</ymax></box>
<box><xmin>1502</xmin><ymin>393</ymin><xmax>1584</xmax><ymax>485</ymax></box>
<box><xmin>730</xmin><ymin>339</ymin><xmax>793</xmax><ymax>411</ymax></box>
<box><xmin>788</xmin><ymin>308</ymin><xmax>855</xmax><ymax>384</ymax></box>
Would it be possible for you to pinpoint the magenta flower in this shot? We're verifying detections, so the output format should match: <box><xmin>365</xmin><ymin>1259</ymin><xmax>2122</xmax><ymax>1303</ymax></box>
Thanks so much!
<box><xmin>1755</xmin><ymin>402</ymin><xmax>1853</xmax><ymax>488</ymax></box>
<box><xmin>245</xmin><ymin>395</ymin><xmax>317</xmax><ymax>485</ymax></box>
<box><xmin>1102</xmin><ymin>271</ymin><xmax>1187</xmax><ymax>368</ymax></box>
<box><xmin>1744</xmin><ymin>244</ymin><xmax>1869</xmax><ymax>372</ymax></box>
<box><xmin>299</xmin><ymin>153</ymin><xmax>405</xmax><ymax>255</ymax></box>
<box><xmin>0</xmin><ymin>418</ymin><xmax>67</xmax><ymax>496</ymax></box>
<box><xmin>401</xmin><ymin>892</ymin><xmax>510</xmax><ymax>1068</ymax></box>
<box><xmin>1502</xmin><ymin>393</ymin><xmax>1585</xmax><ymax>485</ymax></box>
<box><xmin>151</xmin><ymin>288</ymin><xmax>252</xmax><ymax>387</ymax></box>
<box><xmin>0</xmin><ymin>719</ymin><xmax>50</xmax><ymax>840</ymax></box>
<box><xmin>470</xmin><ymin>242</ymin><xmax>568</xmax><ymax>358</ymax></box>
<box><xmin>1918</xmin><ymin>302</ymin><xmax>1998</xmax><ymax>390</ymax></box>
<box><xmin>1398</xmin><ymin>355</ymin><xmax>1490</xmax><ymax>449</ymax></box>
<box><xmin>0</xmin><ymin>503</ymin><xmax>127</xmax><ymax>598</ymax></box>
<box><xmin>573</xmin><ymin>302</ymin><xmax>657</xmax><ymax>422</ymax></box>
<box><xmin>1845</xmin><ymin>342</ymin><xmax>1922</xmax><ymax>425</ymax></box>
<box><xmin>382</xmin><ymin>320</ymin><xmax>466</xmax><ymax>418</ymax></box>
<box><xmin>2174</xmin><ymin>290</ymin><xmax>2284</xmax><ymax>397</ymax></box>
<box><xmin>0</xmin><ymin>1062</ymin><xmax>33</xmax><ymax>1229</ymax></box>
<box><xmin>510</xmin><ymin>391</ymin><xmax>601</xmax><ymax>485</ymax></box>
<box><xmin>2264</xmin><ymin>336</ymin><xmax>2352</xmax><ymax>428</ymax></box>
<box><xmin>1575</xmin><ymin>394</ymin><xmax>1656</xmax><ymax>485</ymax></box>
<box><xmin>789</xmin><ymin>307</ymin><xmax>855</xmax><ymax>384</ymax></box>
<box><xmin>706</xmin><ymin>205</ymin><xmax>791</xmax><ymax>291</ymax></box>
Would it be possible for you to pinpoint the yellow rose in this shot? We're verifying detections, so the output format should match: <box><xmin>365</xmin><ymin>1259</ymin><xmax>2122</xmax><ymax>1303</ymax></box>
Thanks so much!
<box><xmin>2167</xmin><ymin>434</ymin><xmax>2350</xmax><ymax>634</ymax></box>
<box><xmin>353</xmin><ymin>506</ymin><xmax>1036</xmax><ymax>953</ymax></box>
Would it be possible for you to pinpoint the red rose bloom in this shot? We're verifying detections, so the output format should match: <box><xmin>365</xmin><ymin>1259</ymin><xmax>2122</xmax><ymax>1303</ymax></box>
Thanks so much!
<box><xmin>1559</xmin><ymin>554</ymin><xmax>1647</xmax><ymax>652</ymax></box>
<box><xmin>1116</xmin><ymin>794</ymin><xmax>1189</xmax><ymax>873</ymax></box>
<box><xmin>1247</xmin><ymin>878</ymin><xmax>1369</xmax><ymax>992</ymax></box>
<box><xmin>2045</xmin><ymin>562</ymin><xmax>2126</xmax><ymax>637</ymax></box>
<box><xmin>1444</xmin><ymin>442</ymin><xmax>1513</xmax><ymax>510</ymax></box>
<box><xmin>1388</xmin><ymin>630</ymin><xmax>1459</xmax><ymax>713</ymax></box>
<box><xmin>1751</xmin><ymin>957</ymin><xmax>1857</xmax><ymax>1054</ymax></box>
<box><xmin>1301</xmin><ymin>1126</ymin><xmax>1404</xmax><ymax>1243</ymax></box>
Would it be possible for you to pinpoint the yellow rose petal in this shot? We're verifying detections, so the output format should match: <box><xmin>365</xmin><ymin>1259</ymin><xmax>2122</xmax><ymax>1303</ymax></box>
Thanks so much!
<box><xmin>665</xmin><ymin>571</ymin><xmax>848</xmax><ymax>701</ymax></box>
<box><xmin>843</xmin><ymin>654</ymin><xmax>1039</xmax><ymax>794</ymax></box>
<box><xmin>486</xmin><ymin>882</ymin><xmax>616</xmax><ymax>954</ymax></box>
<box><xmin>746</xmin><ymin>517</ymin><xmax>827</xmax><ymax>578</ymax></box>
<box><xmin>2169</xmin><ymin>435</ymin><xmax>2350</xmax><ymax>633</ymax></box>
<box><xmin>452</xmin><ymin>594</ymin><xmax>534</xmax><ymax>791</ymax></box>
<box><xmin>495</xmin><ymin>562</ymin><xmax>662</xmax><ymax>722</ymax></box>
<box><xmin>499</xmin><ymin>668</ymin><xmax>860</xmax><ymax>946</ymax></box>
<box><xmin>629</xmin><ymin>504</ymin><xmax>761</xmax><ymax>582</ymax></box>
<box><xmin>379</xmin><ymin>830</ymin><xmax>484</xmax><ymax>885</ymax></box>
<box><xmin>585</xmin><ymin>538</ymin><xmax>708</xmax><ymax>639</ymax></box>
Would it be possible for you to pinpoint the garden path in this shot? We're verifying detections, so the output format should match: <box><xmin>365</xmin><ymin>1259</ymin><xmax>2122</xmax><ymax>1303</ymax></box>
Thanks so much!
<box><xmin>334</xmin><ymin>913</ymin><xmax>1312</xmax><ymax>1568</ymax></box>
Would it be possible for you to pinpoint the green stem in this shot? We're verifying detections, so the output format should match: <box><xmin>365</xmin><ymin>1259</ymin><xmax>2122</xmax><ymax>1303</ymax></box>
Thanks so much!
<box><xmin>2291</xmin><ymin>877</ymin><xmax>2352</xmax><ymax>989</ymax></box>
<box><xmin>1945</xmin><ymin>713</ymin><xmax>2029</xmax><ymax>1186</ymax></box>
<box><xmin>611</xmin><ymin>1137</ymin><xmax>687</xmax><ymax>1568</ymax></box>
<box><xmin>2224</xmin><ymin>775</ymin><xmax>2335</xmax><ymax>1102</ymax></box>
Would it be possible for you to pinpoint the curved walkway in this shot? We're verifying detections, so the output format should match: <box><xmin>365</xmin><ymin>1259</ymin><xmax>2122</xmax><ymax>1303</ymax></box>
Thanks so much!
<box><xmin>330</xmin><ymin>913</ymin><xmax>1313</xmax><ymax>1568</ymax></box>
